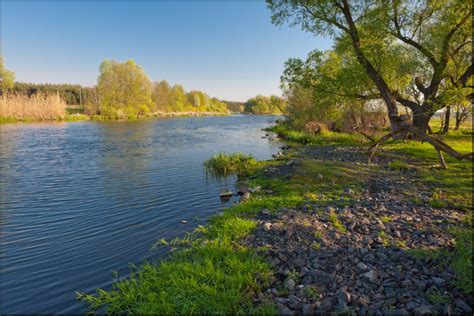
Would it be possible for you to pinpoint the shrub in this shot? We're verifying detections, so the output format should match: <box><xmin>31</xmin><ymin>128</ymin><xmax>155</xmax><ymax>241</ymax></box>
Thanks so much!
<box><xmin>204</xmin><ymin>153</ymin><xmax>257</xmax><ymax>177</ymax></box>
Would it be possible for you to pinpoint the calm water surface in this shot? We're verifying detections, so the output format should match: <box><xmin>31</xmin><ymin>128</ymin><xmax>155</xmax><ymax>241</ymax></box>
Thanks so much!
<box><xmin>0</xmin><ymin>115</ymin><xmax>282</xmax><ymax>314</ymax></box>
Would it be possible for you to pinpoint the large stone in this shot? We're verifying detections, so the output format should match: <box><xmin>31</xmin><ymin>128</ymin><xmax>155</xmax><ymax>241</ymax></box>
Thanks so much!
<box><xmin>337</xmin><ymin>288</ymin><xmax>351</xmax><ymax>305</ymax></box>
<box><xmin>413</xmin><ymin>305</ymin><xmax>436</xmax><ymax>315</ymax></box>
<box><xmin>277</xmin><ymin>303</ymin><xmax>294</xmax><ymax>315</ymax></box>
<box><xmin>302</xmin><ymin>304</ymin><xmax>315</xmax><ymax>315</ymax></box>
<box><xmin>288</xmin><ymin>295</ymin><xmax>303</xmax><ymax>310</ymax></box>
<box><xmin>385</xmin><ymin>308</ymin><xmax>409</xmax><ymax>316</ymax></box>
<box><xmin>284</xmin><ymin>278</ymin><xmax>296</xmax><ymax>291</ymax></box>
<box><xmin>293</xmin><ymin>257</ymin><xmax>306</xmax><ymax>268</ymax></box>
<box><xmin>263</xmin><ymin>222</ymin><xmax>273</xmax><ymax>232</ymax></box>
<box><xmin>357</xmin><ymin>261</ymin><xmax>369</xmax><ymax>271</ymax></box>
<box><xmin>431</xmin><ymin>277</ymin><xmax>445</xmax><ymax>287</ymax></box>
<box><xmin>455</xmin><ymin>299</ymin><xmax>472</xmax><ymax>314</ymax></box>
<box><xmin>241</xmin><ymin>191</ymin><xmax>251</xmax><ymax>201</ymax></box>
<box><xmin>318</xmin><ymin>297</ymin><xmax>335</xmax><ymax>313</ymax></box>
<box><xmin>362</xmin><ymin>270</ymin><xmax>378</xmax><ymax>283</ymax></box>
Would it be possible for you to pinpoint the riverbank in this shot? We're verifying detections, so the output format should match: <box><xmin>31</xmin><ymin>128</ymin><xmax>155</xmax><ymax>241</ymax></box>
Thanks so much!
<box><xmin>79</xmin><ymin>125</ymin><xmax>473</xmax><ymax>314</ymax></box>
<box><xmin>0</xmin><ymin>111</ymin><xmax>230</xmax><ymax>124</ymax></box>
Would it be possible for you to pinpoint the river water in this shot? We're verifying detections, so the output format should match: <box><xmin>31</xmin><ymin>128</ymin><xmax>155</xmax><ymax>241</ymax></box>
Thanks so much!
<box><xmin>0</xmin><ymin>115</ymin><xmax>282</xmax><ymax>314</ymax></box>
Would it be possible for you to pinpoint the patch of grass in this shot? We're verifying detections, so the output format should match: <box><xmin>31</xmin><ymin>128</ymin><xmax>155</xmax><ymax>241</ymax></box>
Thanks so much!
<box><xmin>204</xmin><ymin>153</ymin><xmax>257</xmax><ymax>178</ymax></box>
<box><xmin>427</xmin><ymin>292</ymin><xmax>449</xmax><ymax>304</ymax></box>
<box><xmin>405</xmin><ymin>248</ymin><xmax>434</xmax><ymax>259</ymax></box>
<box><xmin>78</xmin><ymin>194</ymin><xmax>274</xmax><ymax>314</ymax></box>
<box><xmin>311</xmin><ymin>242</ymin><xmax>321</xmax><ymax>250</ymax></box>
<box><xmin>249</xmin><ymin>159</ymin><xmax>373</xmax><ymax>203</ymax></box>
<box><xmin>287</xmin><ymin>269</ymin><xmax>299</xmax><ymax>281</ymax></box>
<box><xmin>313</xmin><ymin>230</ymin><xmax>322</xmax><ymax>239</ymax></box>
<box><xmin>302</xmin><ymin>286</ymin><xmax>318</xmax><ymax>300</ymax></box>
<box><xmin>388</xmin><ymin>159</ymin><xmax>410</xmax><ymax>170</ymax></box>
<box><xmin>451</xmin><ymin>226</ymin><xmax>473</xmax><ymax>294</ymax></box>
<box><xmin>328</xmin><ymin>212</ymin><xmax>347</xmax><ymax>233</ymax></box>
<box><xmin>378</xmin><ymin>230</ymin><xmax>390</xmax><ymax>246</ymax></box>
<box><xmin>65</xmin><ymin>113</ymin><xmax>90</xmax><ymax>121</ymax></box>
<box><xmin>266</xmin><ymin>124</ymin><xmax>368</xmax><ymax>146</ymax></box>
<box><xmin>380</xmin><ymin>215</ymin><xmax>392</xmax><ymax>223</ymax></box>
<box><xmin>427</xmin><ymin>292</ymin><xmax>449</xmax><ymax>305</ymax></box>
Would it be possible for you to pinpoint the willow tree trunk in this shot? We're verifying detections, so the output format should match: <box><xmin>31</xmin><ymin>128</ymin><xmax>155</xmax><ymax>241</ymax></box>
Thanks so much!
<box><xmin>442</xmin><ymin>106</ymin><xmax>451</xmax><ymax>134</ymax></box>
<box><xmin>412</xmin><ymin>105</ymin><xmax>434</xmax><ymax>133</ymax></box>
<box><xmin>454</xmin><ymin>110</ymin><xmax>462</xmax><ymax>130</ymax></box>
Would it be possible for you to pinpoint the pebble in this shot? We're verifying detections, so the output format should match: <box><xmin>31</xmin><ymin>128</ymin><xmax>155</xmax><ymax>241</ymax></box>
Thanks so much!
<box><xmin>243</xmin><ymin>145</ymin><xmax>472</xmax><ymax>315</ymax></box>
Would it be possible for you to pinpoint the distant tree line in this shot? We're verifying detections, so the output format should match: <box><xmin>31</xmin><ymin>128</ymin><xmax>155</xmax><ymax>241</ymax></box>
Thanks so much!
<box><xmin>244</xmin><ymin>95</ymin><xmax>286</xmax><ymax>115</ymax></box>
<box><xmin>1</xmin><ymin>59</ymin><xmax>230</xmax><ymax>119</ymax></box>
<box><xmin>222</xmin><ymin>101</ymin><xmax>245</xmax><ymax>113</ymax></box>
<box><xmin>2</xmin><ymin>57</ymin><xmax>287</xmax><ymax>119</ymax></box>
<box><xmin>9</xmin><ymin>82</ymin><xmax>98</xmax><ymax>106</ymax></box>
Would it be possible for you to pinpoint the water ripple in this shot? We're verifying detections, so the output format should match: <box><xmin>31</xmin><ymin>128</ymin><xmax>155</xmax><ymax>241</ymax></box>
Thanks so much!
<box><xmin>0</xmin><ymin>115</ymin><xmax>282</xmax><ymax>314</ymax></box>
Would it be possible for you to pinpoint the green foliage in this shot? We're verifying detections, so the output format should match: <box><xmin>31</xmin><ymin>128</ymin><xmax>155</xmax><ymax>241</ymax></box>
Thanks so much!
<box><xmin>329</xmin><ymin>212</ymin><xmax>347</xmax><ymax>233</ymax></box>
<box><xmin>267</xmin><ymin>123</ymin><xmax>368</xmax><ymax>146</ymax></box>
<box><xmin>97</xmin><ymin>59</ymin><xmax>153</xmax><ymax>119</ymax></box>
<box><xmin>0</xmin><ymin>57</ymin><xmax>15</xmax><ymax>93</ymax></box>
<box><xmin>244</xmin><ymin>95</ymin><xmax>286</xmax><ymax>114</ymax></box>
<box><xmin>387</xmin><ymin>159</ymin><xmax>410</xmax><ymax>171</ymax></box>
<box><xmin>222</xmin><ymin>100</ymin><xmax>246</xmax><ymax>113</ymax></box>
<box><xmin>10</xmin><ymin>82</ymin><xmax>98</xmax><ymax>108</ymax></box>
<box><xmin>452</xmin><ymin>226</ymin><xmax>473</xmax><ymax>294</ymax></box>
<box><xmin>427</xmin><ymin>292</ymin><xmax>449</xmax><ymax>305</ymax></box>
<box><xmin>151</xmin><ymin>81</ymin><xmax>228</xmax><ymax>113</ymax></box>
<box><xmin>78</xmin><ymin>215</ymin><xmax>273</xmax><ymax>314</ymax></box>
<box><xmin>268</xmin><ymin>0</ymin><xmax>472</xmax><ymax>131</ymax></box>
<box><xmin>203</xmin><ymin>153</ymin><xmax>257</xmax><ymax>177</ymax></box>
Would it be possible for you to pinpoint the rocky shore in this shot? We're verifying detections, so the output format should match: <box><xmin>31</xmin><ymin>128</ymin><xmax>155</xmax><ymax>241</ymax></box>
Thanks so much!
<box><xmin>244</xmin><ymin>145</ymin><xmax>472</xmax><ymax>315</ymax></box>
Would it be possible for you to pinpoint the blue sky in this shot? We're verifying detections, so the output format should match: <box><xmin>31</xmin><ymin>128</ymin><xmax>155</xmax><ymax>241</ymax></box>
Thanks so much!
<box><xmin>2</xmin><ymin>1</ymin><xmax>331</xmax><ymax>101</ymax></box>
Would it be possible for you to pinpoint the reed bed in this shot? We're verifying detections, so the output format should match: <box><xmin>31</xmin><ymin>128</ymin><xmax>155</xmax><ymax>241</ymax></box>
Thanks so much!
<box><xmin>0</xmin><ymin>93</ymin><xmax>66</xmax><ymax>121</ymax></box>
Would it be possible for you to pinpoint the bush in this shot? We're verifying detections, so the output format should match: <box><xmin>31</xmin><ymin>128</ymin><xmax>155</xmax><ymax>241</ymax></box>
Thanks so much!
<box><xmin>204</xmin><ymin>153</ymin><xmax>257</xmax><ymax>177</ymax></box>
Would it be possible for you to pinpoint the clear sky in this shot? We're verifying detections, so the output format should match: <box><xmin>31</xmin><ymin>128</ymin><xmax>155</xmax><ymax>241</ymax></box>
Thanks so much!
<box><xmin>2</xmin><ymin>1</ymin><xmax>331</xmax><ymax>101</ymax></box>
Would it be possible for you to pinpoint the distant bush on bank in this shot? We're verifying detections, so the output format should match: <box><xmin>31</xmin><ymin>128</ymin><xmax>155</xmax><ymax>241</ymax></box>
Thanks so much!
<box><xmin>204</xmin><ymin>153</ymin><xmax>257</xmax><ymax>177</ymax></box>
<box><xmin>0</xmin><ymin>93</ymin><xmax>66</xmax><ymax>121</ymax></box>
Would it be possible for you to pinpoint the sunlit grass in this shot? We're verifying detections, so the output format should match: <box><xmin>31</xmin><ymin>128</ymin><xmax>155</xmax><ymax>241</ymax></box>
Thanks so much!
<box><xmin>266</xmin><ymin>123</ymin><xmax>369</xmax><ymax>146</ymax></box>
<box><xmin>204</xmin><ymin>152</ymin><xmax>258</xmax><ymax>178</ymax></box>
<box><xmin>78</xmin><ymin>202</ymin><xmax>276</xmax><ymax>314</ymax></box>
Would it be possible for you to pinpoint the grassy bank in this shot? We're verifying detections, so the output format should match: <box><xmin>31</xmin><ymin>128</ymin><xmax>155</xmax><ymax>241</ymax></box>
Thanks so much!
<box><xmin>78</xmin><ymin>155</ymin><xmax>275</xmax><ymax>314</ymax></box>
<box><xmin>267</xmin><ymin>122</ymin><xmax>473</xmax><ymax>295</ymax></box>
<box><xmin>266</xmin><ymin>123</ymin><xmax>370</xmax><ymax>146</ymax></box>
<box><xmin>0</xmin><ymin>111</ymin><xmax>230</xmax><ymax>124</ymax></box>
<box><xmin>80</xmin><ymin>124</ymin><xmax>472</xmax><ymax>313</ymax></box>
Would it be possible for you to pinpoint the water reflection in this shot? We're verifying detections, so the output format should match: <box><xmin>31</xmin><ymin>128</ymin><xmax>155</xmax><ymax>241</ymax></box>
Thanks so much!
<box><xmin>0</xmin><ymin>115</ymin><xmax>281</xmax><ymax>314</ymax></box>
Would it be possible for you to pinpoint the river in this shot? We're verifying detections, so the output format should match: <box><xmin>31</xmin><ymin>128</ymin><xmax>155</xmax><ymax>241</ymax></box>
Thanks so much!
<box><xmin>0</xmin><ymin>115</ymin><xmax>282</xmax><ymax>314</ymax></box>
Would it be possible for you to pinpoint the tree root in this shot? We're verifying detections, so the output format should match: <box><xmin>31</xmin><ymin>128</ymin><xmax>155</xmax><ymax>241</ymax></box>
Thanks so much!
<box><xmin>367</xmin><ymin>125</ymin><xmax>474</xmax><ymax>167</ymax></box>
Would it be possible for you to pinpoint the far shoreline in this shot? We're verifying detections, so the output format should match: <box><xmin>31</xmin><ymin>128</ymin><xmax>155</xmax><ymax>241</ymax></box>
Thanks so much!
<box><xmin>0</xmin><ymin>111</ymin><xmax>283</xmax><ymax>125</ymax></box>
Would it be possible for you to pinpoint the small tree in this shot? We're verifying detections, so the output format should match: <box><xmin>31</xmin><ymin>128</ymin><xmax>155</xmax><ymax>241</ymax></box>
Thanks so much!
<box><xmin>0</xmin><ymin>57</ymin><xmax>15</xmax><ymax>94</ymax></box>
<box><xmin>97</xmin><ymin>59</ymin><xmax>153</xmax><ymax>118</ymax></box>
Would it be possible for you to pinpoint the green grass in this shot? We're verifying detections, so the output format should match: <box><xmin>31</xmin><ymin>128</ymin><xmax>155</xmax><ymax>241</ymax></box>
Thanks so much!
<box><xmin>266</xmin><ymin>124</ymin><xmax>369</xmax><ymax>146</ymax></box>
<box><xmin>427</xmin><ymin>292</ymin><xmax>449</xmax><ymax>305</ymax></box>
<box><xmin>65</xmin><ymin>114</ymin><xmax>90</xmax><ymax>121</ymax></box>
<box><xmin>329</xmin><ymin>212</ymin><xmax>347</xmax><ymax>233</ymax></box>
<box><xmin>387</xmin><ymin>159</ymin><xmax>410</xmax><ymax>170</ymax></box>
<box><xmin>78</xmin><ymin>201</ymin><xmax>276</xmax><ymax>314</ymax></box>
<box><xmin>204</xmin><ymin>153</ymin><xmax>258</xmax><ymax>178</ymax></box>
<box><xmin>451</xmin><ymin>226</ymin><xmax>473</xmax><ymax>294</ymax></box>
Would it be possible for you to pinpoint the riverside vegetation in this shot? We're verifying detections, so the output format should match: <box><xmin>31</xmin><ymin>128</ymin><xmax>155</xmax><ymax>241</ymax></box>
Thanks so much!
<box><xmin>78</xmin><ymin>120</ymin><xmax>472</xmax><ymax>314</ymax></box>
<box><xmin>0</xmin><ymin>58</ymin><xmax>286</xmax><ymax>123</ymax></box>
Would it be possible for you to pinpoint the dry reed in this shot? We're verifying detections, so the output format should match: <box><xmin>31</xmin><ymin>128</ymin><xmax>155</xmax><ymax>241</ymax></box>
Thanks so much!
<box><xmin>0</xmin><ymin>93</ymin><xmax>67</xmax><ymax>120</ymax></box>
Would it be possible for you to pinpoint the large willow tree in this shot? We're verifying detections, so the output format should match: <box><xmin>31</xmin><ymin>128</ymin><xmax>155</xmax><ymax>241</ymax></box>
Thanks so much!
<box><xmin>268</xmin><ymin>0</ymin><xmax>472</xmax><ymax>132</ymax></box>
